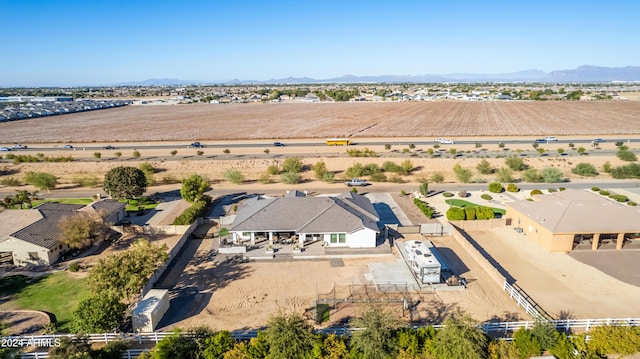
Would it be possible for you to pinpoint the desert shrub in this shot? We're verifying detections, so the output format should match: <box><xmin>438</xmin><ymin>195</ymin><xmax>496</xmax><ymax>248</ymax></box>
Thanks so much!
<box><xmin>541</xmin><ymin>167</ymin><xmax>564</xmax><ymax>183</ymax></box>
<box><xmin>464</xmin><ymin>207</ymin><xmax>476</xmax><ymax>220</ymax></box>
<box><xmin>599</xmin><ymin>190</ymin><xmax>609</xmax><ymax>196</ymax></box>
<box><xmin>363</xmin><ymin>163</ymin><xmax>381</xmax><ymax>175</ymax></box>
<box><xmin>506</xmin><ymin>183</ymin><xmax>519</xmax><ymax>192</ymax></box>
<box><xmin>505</xmin><ymin>156</ymin><xmax>528</xmax><ymax>171</ymax></box>
<box><xmin>224</xmin><ymin>169</ymin><xmax>245</xmax><ymax>184</ymax></box>
<box><xmin>413</xmin><ymin>198</ymin><xmax>435</xmax><ymax>218</ymax></box>
<box><xmin>430</xmin><ymin>172</ymin><xmax>445</xmax><ymax>183</ymax></box>
<box><xmin>282</xmin><ymin>157</ymin><xmax>304</xmax><ymax>173</ymax></box>
<box><xmin>161</xmin><ymin>174</ymin><xmax>181</xmax><ymax>184</ymax></box>
<box><xmin>548</xmin><ymin>188</ymin><xmax>557</xmax><ymax>192</ymax></box>
<box><xmin>591</xmin><ymin>186</ymin><xmax>600</xmax><ymax>191</ymax></box>
<box><xmin>617</xmin><ymin>150</ymin><xmax>637</xmax><ymax>162</ymax></box>
<box><xmin>615</xmin><ymin>141</ymin><xmax>624</xmax><ymax>147</ymax></box>
<box><xmin>346</xmin><ymin>148</ymin><xmax>377</xmax><ymax>157</ymax></box>
<box><xmin>481</xmin><ymin>194</ymin><xmax>493</xmax><ymax>200</ymax></box>
<box><xmin>312</xmin><ymin>161</ymin><xmax>327</xmax><ymax>179</ymax></box>
<box><xmin>345</xmin><ymin>163</ymin><xmax>365</xmax><ymax>178</ymax></box>
<box><xmin>68</xmin><ymin>263</ymin><xmax>81</xmax><ymax>272</ymax></box>
<box><xmin>196</xmin><ymin>150</ymin><xmax>204</xmax><ymax>156</ymax></box>
<box><xmin>530</xmin><ymin>189</ymin><xmax>543</xmax><ymax>196</ymax></box>
<box><xmin>446</xmin><ymin>207</ymin><xmax>465</xmax><ymax>220</ymax></box>
<box><xmin>559</xmin><ymin>187</ymin><xmax>566</xmax><ymax>191</ymax></box>
<box><xmin>628</xmin><ymin>201</ymin><xmax>637</xmax><ymax>206</ymax></box>
<box><xmin>0</xmin><ymin>177</ymin><xmax>21</xmax><ymax>186</ymax></box>
<box><xmin>495</xmin><ymin>167</ymin><xmax>514</xmax><ymax>182</ymax></box>
<box><xmin>572</xmin><ymin>163</ymin><xmax>598</xmax><ymax>177</ymax></box>
<box><xmin>73</xmin><ymin>175</ymin><xmax>100</xmax><ymax>187</ymax></box>
<box><xmin>476</xmin><ymin>159</ymin><xmax>493</xmax><ymax>175</ymax></box>
<box><xmin>384</xmin><ymin>144</ymin><xmax>391</xmax><ymax>150</ymax></box>
<box><xmin>321</xmin><ymin>171</ymin><xmax>335</xmax><ymax>183</ymax></box>
<box><xmin>488</xmin><ymin>182</ymin><xmax>503</xmax><ymax>193</ymax></box>
<box><xmin>608</xmin><ymin>194</ymin><xmax>628</xmax><ymax>202</ymax></box>
<box><xmin>382</xmin><ymin>161</ymin><xmax>403</xmax><ymax>173</ymax></box>
<box><xmin>453</xmin><ymin>164</ymin><xmax>473</xmax><ymax>183</ymax></box>
<box><xmin>388</xmin><ymin>174</ymin><xmax>404</xmax><ymax>183</ymax></box>
<box><xmin>522</xmin><ymin>168</ymin><xmax>543</xmax><ymax>183</ymax></box>
<box><xmin>419</xmin><ymin>181</ymin><xmax>429</xmax><ymax>196</ymax></box>
<box><xmin>258</xmin><ymin>173</ymin><xmax>273</xmax><ymax>184</ymax></box>
<box><xmin>443</xmin><ymin>192</ymin><xmax>453</xmax><ymax>198</ymax></box>
<box><xmin>132</xmin><ymin>150</ymin><xmax>141</xmax><ymax>158</ymax></box>
<box><xmin>281</xmin><ymin>171</ymin><xmax>301</xmax><ymax>184</ymax></box>
<box><xmin>602</xmin><ymin>161</ymin><xmax>612</xmax><ymax>173</ymax></box>
<box><xmin>369</xmin><ymin>172</ymin><xmax>387</xmax><ymax>182</ymax></box>
<box><xmin>610</xmin><ymin>163</ymin><xmax>640</xmax><ymax>179</ymax></box>
<box><xmin>267</xmin><ymin>164</ymin><xmax>280</xmax><ymax>175</ymax></box>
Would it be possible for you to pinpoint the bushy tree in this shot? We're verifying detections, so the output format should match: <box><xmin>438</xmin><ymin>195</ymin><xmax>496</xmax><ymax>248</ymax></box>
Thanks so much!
<box><xmin>180</xmin><ymin>174</ymin><xmax>210</xmax><ymax>203</ymax></box>
<box><xmin>522</xmin><ymin>168</ymin><xmax>543</xmax><ymax>183</ymax></box>
<box><xmin>617</xmin><ymin>150</ymin><xmax>638</xmax><ymax>162</ymax></box>
<box><xmin>349</xmin><ymin>305</ymin><xmax>402</xmax><ymax>359</ymax></box>
<box><xmin>475</xmin><ymin>207</ymin><xmax>495</xmax><ymax>220</ymax></box>
<box><xmin>202</xmin><ymin>331</ymin><xmax>234</xmax><ymax>359</ymax></box>
<box><xmin>24</xmin><ymin>171</ymin><xmax>57</xmax><ymax>192</ymax></box>
<box><xmin>71</xmin><ymin>295</ymin><xmax>126</xmax><ymax>333</ymax></box>
<box><xmin>506</xmin><ymin>183</ymin><xmax>519</xmax><ymax>192</ymax></box>
<box><xmin>587</xmin><ymin>325</ymin><xmax>640</xmax><ymax>357</ymax></box>
<box><xmin>571</xmin><ymin>163</ymin><xmax>598</xmax><ymax>177</ymax></box>
<box><xmin>88</xmin><ymin>239</ymin><xmax>168</xmax><ymax>303</ymax></box>
<box><xmin>264</xmin><ymin>312</ymin><xmax>314</xmax><ymax>359</ymax></box>
<box><xmin>313</xmin><ymin>161</ymin><xmax>328</xmax><ymax>179</ymax></box>
<box><xmin>400</xmin><ymin>159</ymin><xmax>414</xmax><ymax>175</ymax></box>
<box><xmin>513</xmin><ymin>328</ymin><xmax>541</xmax><ymax>358</ymax></box>
<box><xmin>267</xmin><ymin>165</ymin><xmax>280</xmax><ymax>175</ymax></box>
<box><xmin>464</xmin><ymin>207</ymin><xmax>476</xmax><ymax>220</ymax></box>
<box><xmin>59</xmin><ymin>212</ymin><xmax>111</xmax><ymax>249</ymax></box>
<box><xmin>103</xmin><ymin>166</ymin><xmax>147</xmax><ymax>201</ymax></box>
<box><xmin>432</xmin><ymin>314</ymin><xmax>489</xmax><ymax>359</ymax></box>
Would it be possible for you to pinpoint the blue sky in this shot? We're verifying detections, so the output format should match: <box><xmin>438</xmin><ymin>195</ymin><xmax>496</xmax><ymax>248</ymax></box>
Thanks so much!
<box><xmin>2</xmin><ymin>0</ymin><xmax>638</xmax><ymax>86</ymax></box>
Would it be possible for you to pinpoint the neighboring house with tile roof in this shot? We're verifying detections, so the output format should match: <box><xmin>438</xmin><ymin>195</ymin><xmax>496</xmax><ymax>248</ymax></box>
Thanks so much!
<box><xmin>506</xmin><ymin>189</ymin><xmax>640</xmax><ymax>252</ymax></box>
<box><xmin>0</xmin><ymin>200</ymin><xmax>126</xmax><ymax>266</ymax></box>
<box><xmin>230</xmin><ymin>191</ymin><xmax>380</xmax><ymax>248</ymax></box>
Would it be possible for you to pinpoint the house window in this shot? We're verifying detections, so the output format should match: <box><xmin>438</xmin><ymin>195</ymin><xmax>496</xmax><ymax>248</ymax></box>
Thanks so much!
<box><xmin>28</xmin><ymin>252</ymin><xmax>39</xmax><ymax>261</ymax></box>
<box><xmin>330</xmin><ymin>234</ymin><xmax>337</xmax><ymax>243</ymax></box>
<box><xmin>242</xmin><ymin>232</ymin><xmax>251</xmax><ymax>237</ymax></box>
<box><xmin>339</xmin><ymin>234</ymin><xmax>346</xmax><ymax>243</ymax></box>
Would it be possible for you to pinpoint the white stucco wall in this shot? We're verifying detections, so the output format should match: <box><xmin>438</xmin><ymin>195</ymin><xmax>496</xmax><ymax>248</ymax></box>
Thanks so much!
<box><xmin>346</xmin><ymin>228</ymin><xmax>377</xmax><ymax>248</ymax></box>
<box><xmin>0</xmin><ymin>237</ymin><xmax>60</xmax><ymax>266</ymax></box>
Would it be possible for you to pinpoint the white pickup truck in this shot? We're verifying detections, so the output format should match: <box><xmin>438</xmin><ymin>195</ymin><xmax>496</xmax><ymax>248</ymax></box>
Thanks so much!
<box><xmin>345</xmin><ymin>178</ymin><xmax>368</xmax><ymax>187</ymax></box>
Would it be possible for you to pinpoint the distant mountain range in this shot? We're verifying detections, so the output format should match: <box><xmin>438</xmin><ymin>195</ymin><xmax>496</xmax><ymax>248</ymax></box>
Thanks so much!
<box><xmin>117</xmin><ymin>65</ymin><xmax>640</xmax><ymax>86</ymax></box>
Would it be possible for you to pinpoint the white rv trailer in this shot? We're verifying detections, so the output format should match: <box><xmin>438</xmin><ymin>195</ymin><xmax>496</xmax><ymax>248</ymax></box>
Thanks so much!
<box><xmin>404</xmin><ymin>240</ymin><xmax>442</xmax><ymax>284</ymax></box>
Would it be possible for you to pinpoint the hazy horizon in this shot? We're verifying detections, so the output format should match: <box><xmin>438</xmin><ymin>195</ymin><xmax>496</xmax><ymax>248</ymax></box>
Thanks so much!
<box><xmin>2</xmin><ymin>0</ymin><xmax>639</xmax><ymax>87</ymax></box>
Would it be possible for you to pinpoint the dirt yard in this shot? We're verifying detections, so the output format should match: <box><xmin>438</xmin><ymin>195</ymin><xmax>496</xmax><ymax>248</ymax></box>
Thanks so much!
<box><xmin>2</xmin><ymin>101</ymin><xmax>640</xmax><ymax>143</ymax></box>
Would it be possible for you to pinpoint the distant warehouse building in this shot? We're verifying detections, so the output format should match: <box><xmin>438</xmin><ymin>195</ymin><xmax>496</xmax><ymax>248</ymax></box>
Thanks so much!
<box><xmin>506</xmin><ymin>189</ymin><xmax>640</xmax><ymax>252</ymax></box>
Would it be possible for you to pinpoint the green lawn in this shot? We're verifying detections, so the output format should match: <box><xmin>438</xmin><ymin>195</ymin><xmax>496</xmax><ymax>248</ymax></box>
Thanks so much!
<box><xmin>0</xmin><ymin>272</ymin><xmax>90</xmax><ymax>332</ymax></box>
<box><xmin>445</xmin><ymin>198</ymin><xmax>506</xmax><ymax>215</ymax></box>
<box><xmin>122</xmin><ymin>197</ymin><xmax>159</xmax><ymax>212</ymax></box>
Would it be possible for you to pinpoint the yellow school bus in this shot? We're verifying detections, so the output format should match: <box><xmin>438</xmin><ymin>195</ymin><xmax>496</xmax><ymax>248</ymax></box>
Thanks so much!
<box><xmin>326</xmin><ymin>138</ymin><xmax>352</xmax><ymax>146</ymax></box>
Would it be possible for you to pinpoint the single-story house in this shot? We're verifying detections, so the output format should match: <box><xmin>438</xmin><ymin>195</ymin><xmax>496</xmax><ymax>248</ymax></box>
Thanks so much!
<box><xmin>230</xmin><ymin>191</ymin><xmax>380</xmax><ymax>248</ymax></box>
<box><xmin>0</xmin><ymin>200</ymin><xmax>126</xmax><ymax>266</ymax></box>
<box><xmin>506</xmin><ymin>189</ymin><xmax>640</xmax><ymax>252</ymax></box>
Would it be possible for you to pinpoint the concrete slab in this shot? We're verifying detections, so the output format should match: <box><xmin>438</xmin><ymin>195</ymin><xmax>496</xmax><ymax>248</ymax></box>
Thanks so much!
<box><xmin>369</xmin><ymin>261</ymin><xmax>420</xmax><ymax>291</ymax></box>
<box><xmin>365</xmin><ymin>192</ymin><xmax>413</xmax><ymax>226</ymax></box>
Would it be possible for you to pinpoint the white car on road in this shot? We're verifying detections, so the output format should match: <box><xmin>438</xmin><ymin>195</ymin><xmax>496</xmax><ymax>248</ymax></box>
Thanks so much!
<box><xmin>435</xmin><ymin>138</ymin><xmax>455</xmax><ymax>144</ymax></box>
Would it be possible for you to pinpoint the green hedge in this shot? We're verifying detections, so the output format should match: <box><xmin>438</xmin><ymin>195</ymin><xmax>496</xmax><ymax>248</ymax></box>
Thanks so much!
<box><xmin>173</xmin><ymin>196</ymin><xmax>212</xmax><ymax>225</ymax></box>
<box><xmin>488</xmin><ymin>182</ymin><xmax>504</xmax><ymax>193</ymax></box>
<box><xmin>481</xmin><ymin>194</ymin><xmax>493</xmax><ymax>200</ymax></box>
<box><xmin>506</xmin><ymin>183</ymin><xmax>519</xmax><ymax>192</ymax></box>
<box><xmin>413</xmin><ymin>198</ymin><xmax>435</xmax><ymax>218</ymax></box>
<box><xmin>609</xmin><ymin>194</ymin><xmax>628</xmax><ymax>202</ymax></box>
<box><xmin>530</xmin><ymin>189</ymin><xmax>543</xmax><ymax>196</ymax></box>
<box><xmin>446</xmin><ymin>207</ymin><xmax>465</xmax><ymax>220</ymax></box>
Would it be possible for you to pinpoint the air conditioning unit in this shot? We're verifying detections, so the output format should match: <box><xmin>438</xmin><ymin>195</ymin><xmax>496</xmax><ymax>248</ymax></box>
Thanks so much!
<box><xmin>515</xmin><ymin>227</ymin><xmax>523</xmax><ymax>233</ymax></box>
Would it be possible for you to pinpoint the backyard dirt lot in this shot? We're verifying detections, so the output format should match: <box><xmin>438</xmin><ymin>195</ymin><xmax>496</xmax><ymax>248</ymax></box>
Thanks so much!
<box><xmin>2</xmin><ymin>101</ymin><xmax>640</xmax><ymax>143</ymax></box>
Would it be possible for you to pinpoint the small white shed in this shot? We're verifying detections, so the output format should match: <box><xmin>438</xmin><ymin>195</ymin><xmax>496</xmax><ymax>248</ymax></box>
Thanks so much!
<box><xmin>132</xmin><ymin>289</ymin><xmax>169</xmax><ymax>332</ymax></box>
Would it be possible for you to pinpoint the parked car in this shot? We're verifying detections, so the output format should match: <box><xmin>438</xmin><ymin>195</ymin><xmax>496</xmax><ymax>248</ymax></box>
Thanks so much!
<box><xmin>593</xmin><ymin>138</ymin><xmax>605</xmax><ymax>143</ymax></box>
<box><xmin>0</xmin><ymin>147</ymin><xmax>10</xmax><ymax>152</ymax></box>
<box><xmin>11</xmin><ymin>144</ymin><xmax>27</xmax><ymax>149</ymax></box>
<box><xmin>190</xmin><ymin>141</ymin><xmax>204</xmax><ymax>148</ymax></box>
<box><xmin>345</xmin><ymin>178</ymin><xmax>368</xmax><ymax>187</ymax></box>
<box><xmin>63</xmin><ymin>144</ymin><xmax>74</xmax><ymax>149</ymax></box>
<box><xmin>435</xmin><ymin>138</ymin><xmax>455</xmax><ymax>144</ymax></box>
<box><xmin>273</xmin><ymin>142</ymin><xmax>285</xmax><ymax>147</ymax></box>
<box><xmin>543</xmin><ymin>136</ymin><xmax>558</xmax><ymax>142</ymax></box>
<box><xmin>103</xmin><ymin>145</ymin><xmax>116</xmax><ymax>150</ymax></box>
